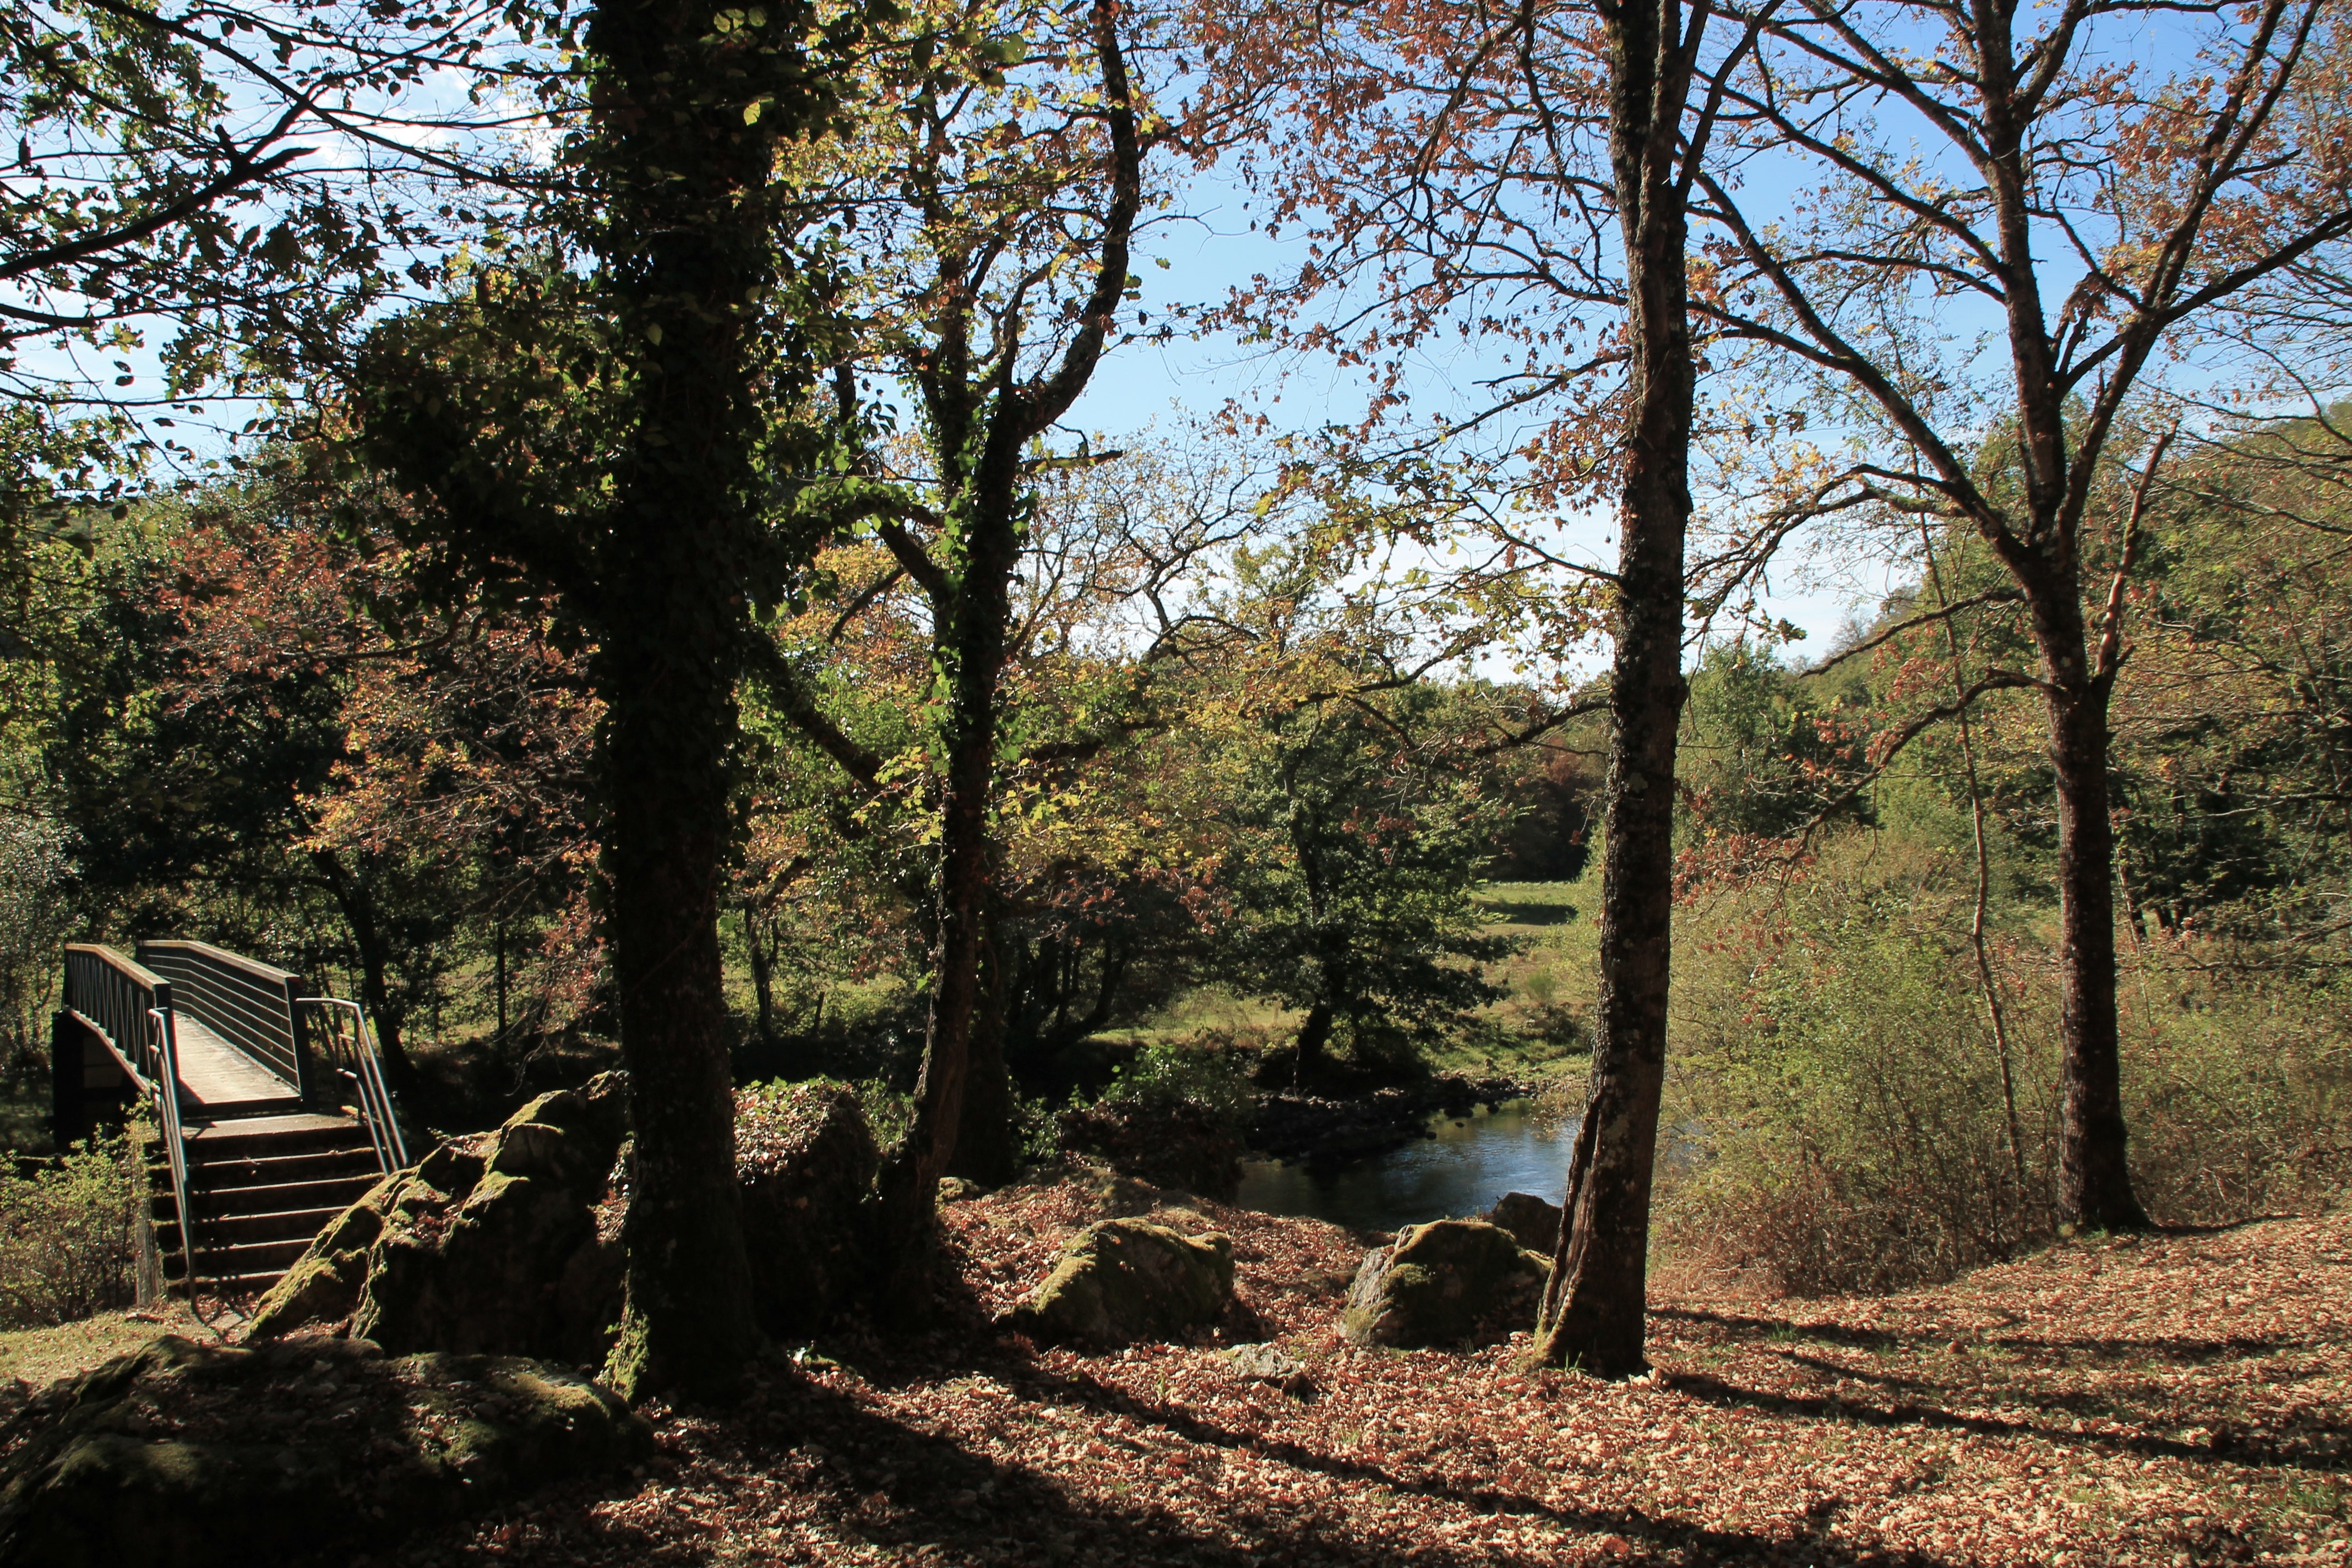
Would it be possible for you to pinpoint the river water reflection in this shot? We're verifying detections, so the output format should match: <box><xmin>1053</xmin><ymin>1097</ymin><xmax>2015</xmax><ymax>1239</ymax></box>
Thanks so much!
<box><xmin>1233</xmin><ymin>1099</ymin><xmax>1567</xmax><ymax>1237</ymax></box>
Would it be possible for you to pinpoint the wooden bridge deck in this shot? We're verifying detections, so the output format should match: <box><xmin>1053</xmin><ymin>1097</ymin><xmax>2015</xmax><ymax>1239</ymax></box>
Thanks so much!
<box><xmin>170</xmin><ymin>1015</ymin><xmax>301</xmax><ymax>1117</ymax></box>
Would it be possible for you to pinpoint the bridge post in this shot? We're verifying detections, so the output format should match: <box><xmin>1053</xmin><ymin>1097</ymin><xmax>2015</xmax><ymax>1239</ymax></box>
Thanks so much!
<box><xmin>49</xmin><ymin>1010</ymin><xmax>84</xmax><ymax>1149</ymax></box>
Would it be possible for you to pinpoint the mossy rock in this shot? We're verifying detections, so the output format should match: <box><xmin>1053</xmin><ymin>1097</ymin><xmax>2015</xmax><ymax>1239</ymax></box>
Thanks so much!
<box><xmin>735</xmin><ymin>1081</ymin><xmax>880</xmax><ymax>1338</ymax></box>
<box><xmin>0</xmin><ymin>1335</ymin><xmax>647</xmax><ymax>1568</ymax></box>
<box><xmin>251</xmin><ymin>1074</ymin><xmax>630</xmax><ymax>1363</ymax></box>
<box><xmin>1008</xmin><ymin>1218</ymin><xmax>1235</xmax><ymax>1346</ymax></box>
<box><xmin>1341</xmin><ymin>1219</ymin><xmax>1549</xmax><ymax>1348</ymax></box>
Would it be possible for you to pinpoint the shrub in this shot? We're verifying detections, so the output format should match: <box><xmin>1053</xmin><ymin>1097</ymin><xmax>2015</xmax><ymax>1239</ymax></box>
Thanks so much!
<box><xmin>1657</xmin><ymin>841</ymin><xmax>2050</xmax><ymax>1294</ymax></box>
<box><xmin>1653</xmin><ymin>830</ymin><xmax>2352</xmax><ymax>1297</ymax></box>
<box><xmin>2119</xmin><ymin>955</ymin><xmax>2352</xmax><ymax>1221</ymax></box>
<box><xmin>850</xmin><ymin>1079</ymin><xmax>915</xmax><ymax>1157</ymax></box>
<box><xmin>1101</xmin><ymin>1037</ymin><xmax>1259</xmax><ymax>1126</ymax></box>
<box><xmin>0</xmin><ymin>1132</ymin><xmax>138</xmax><ymax>1327</ymax></box>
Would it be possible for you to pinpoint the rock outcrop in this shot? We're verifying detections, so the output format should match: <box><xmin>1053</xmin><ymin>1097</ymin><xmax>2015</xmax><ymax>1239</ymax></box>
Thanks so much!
<box><xmin>1340</xmin><ymin>1219</ymin><xmax>1549</xmax><ymax>1348</ymax></box>
<box><xmin>1485</xmin><ymin>1191</ymin><xmax>1564</xmax><ymax>1255</ymax></box>
<box><xmin>253</xmin><ymin>1075</ymin><xmax>889</xmax><ymax>1358</ymax></box>
<box><xmin>249</xmin><ymin>1074</ymin><xmax>629</xmax><ymax>1364</ymax></box>
<box><xmin>0</xmin><ymin>1335</ymin><xmax>646</xmax><ymax>1568</ymax></box>
<box><xmin>1008</xmin><ymin>1218</ymin><xmax>1235</xmax><ymax>1346</ymax></box>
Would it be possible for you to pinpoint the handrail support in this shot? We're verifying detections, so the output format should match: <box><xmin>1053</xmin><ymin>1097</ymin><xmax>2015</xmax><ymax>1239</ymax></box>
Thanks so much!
<box><xmin>297</xmin><ymin>997</ymin><xmax>409</xmax><ymax>1173</ymax></box>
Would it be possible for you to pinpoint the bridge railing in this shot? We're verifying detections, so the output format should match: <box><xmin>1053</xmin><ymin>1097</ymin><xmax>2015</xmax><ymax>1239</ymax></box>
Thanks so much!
<box><xmin>63</xmin><ymin>944</ymin><xmax>173</xmax><ymax>1092</ymax></box>
<box><xmin>298</xmin><ymin>998</ymin><xmax>409</xmax><ymax>1173</ymax></box>
<box><xmin>144</xmin><ymin>1004</ymin><xmax>202</xmax><ymax>1303</ymax></box>
<box><xmin>136</xmin><ymin>940</ymin><xmax>308</xmax><ymax>1098</ymax></box>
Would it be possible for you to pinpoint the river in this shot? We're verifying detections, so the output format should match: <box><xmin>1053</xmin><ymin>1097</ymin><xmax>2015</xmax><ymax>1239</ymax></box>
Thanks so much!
<box><xmin>1232</xmin><ymin>1099</ymin><xmax>1568</xmax><ymax>1237</ymax></box>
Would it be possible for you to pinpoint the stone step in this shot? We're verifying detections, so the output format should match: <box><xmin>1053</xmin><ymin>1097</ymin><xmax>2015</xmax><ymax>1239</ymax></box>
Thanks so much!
<box><xmin>162</xmin><ymin>1234</ymin><xmax>313</xmax><ymax>1283</ymax></box>
<box><xmin>182</xmin><ymin>1114</ymin><xmax>378</xmax><ymax>1161</ymax></box>
<box><xmin>157</xmin><ymin>1203</ymin><xmax>350</xmax><ymax>1250</ymax></box>
<box><xmin>185</xmin><ymin>1146</ymin><xmax>383</xmax><ymax>1190</ymax></box>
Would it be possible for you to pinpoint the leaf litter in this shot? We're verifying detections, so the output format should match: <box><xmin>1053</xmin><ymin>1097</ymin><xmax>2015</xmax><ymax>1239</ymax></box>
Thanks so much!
<box><xmin>386</xmin><ymin>1182</ymin><xmax>2351</xmax><ymax>1567</ymax></box>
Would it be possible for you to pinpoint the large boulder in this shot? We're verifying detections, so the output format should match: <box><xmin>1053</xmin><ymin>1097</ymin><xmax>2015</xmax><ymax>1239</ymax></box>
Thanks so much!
<box><xmin>0</xmin><ymin>1335</ymin><xmax>647</xmax><ymax>1568</ymax></box>
<box><xmin>734</xmin><ymin>1080</ymin><xmax>881</xmax><ymax>1338</ymax></box>
<box><xmin>1485</xmin><ymin>1191</ymin><xmax>1564</xmax><ymax>1255</ymax></box>
<box><xmin>251</xmin><ymin>1074</ymin><xmax>630</xmax><ymax>1364</ymax></box>
<box><xmin>1341</xmin><ymin>1219</ymin><xmax>1549</xmax><ymax>1348</ymax></box>
<box><xmin>1008</xmin><ymin>1218</ymin><xmax>1235</xmax><ymax>1346</ymax></box>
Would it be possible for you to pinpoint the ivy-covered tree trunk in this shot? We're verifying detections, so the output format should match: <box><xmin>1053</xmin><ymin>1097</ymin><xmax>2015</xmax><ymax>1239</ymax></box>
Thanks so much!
<box><xmin>872</xmin><ymin>498</ymin><xmax>1022</xmax><ymax>1310</ymax></box>
<box><xmin>1533</xmin><ymin>0</ymin><xmax>1697</xmax><ymax>1379</ymax></box>
<box><xmin>586</xmin><ymin>0</ymin><xmax>820</xmax><ymax>1398</ymax></box>
<box><xmin>809</xmin><ymin>0</ymin><xmax>1145</xmax><ymax>1309</ymax></box>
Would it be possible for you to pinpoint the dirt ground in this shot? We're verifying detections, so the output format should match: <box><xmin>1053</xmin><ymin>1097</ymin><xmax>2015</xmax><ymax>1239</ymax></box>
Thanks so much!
<box><xmin>346</xmin><ymin>1183</ymin><xmax>2351</xmax><ymax>1567</ymax></box>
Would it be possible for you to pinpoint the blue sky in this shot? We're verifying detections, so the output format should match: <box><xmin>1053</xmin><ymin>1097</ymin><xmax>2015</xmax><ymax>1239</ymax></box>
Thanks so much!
<box><xmin>1063</xmin><ymin>163</ymin><xmax>1888</xmax><ymax>656</ymax></box>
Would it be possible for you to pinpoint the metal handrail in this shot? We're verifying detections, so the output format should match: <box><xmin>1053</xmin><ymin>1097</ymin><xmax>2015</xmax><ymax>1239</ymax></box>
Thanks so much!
<box><xmin>145</xmin><ymin>1005</ymin><xmax>200</xmax><ymax>1306</ymax></box>
<box><xmin>137</xmin><ymin>940</ymin><xmax>307</xmax><ymax>1095</ymax></box>
<box><xmin>297</xmin><ymin>998</ymin><xmax>409</xmax><ymax>1173</ymax></box>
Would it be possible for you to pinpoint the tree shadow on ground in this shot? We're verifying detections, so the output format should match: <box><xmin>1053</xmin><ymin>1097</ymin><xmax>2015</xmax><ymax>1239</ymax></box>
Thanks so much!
<box><xmin>393</xmin><ymin>1355</ymin><xmax>1960</xmax><ymax>1567</ymax></box>
<box><xmin>1653</xmin><ymin>1310</ymin><xmax>2351</xmax><ymax>1477</ymax></box>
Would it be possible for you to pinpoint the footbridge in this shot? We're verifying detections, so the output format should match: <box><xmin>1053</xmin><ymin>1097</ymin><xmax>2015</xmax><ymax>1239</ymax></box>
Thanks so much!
<box><xmin>52</xmin><ymin>941</ymin><xmax>410</xmax><ymax>1300</ymax></box>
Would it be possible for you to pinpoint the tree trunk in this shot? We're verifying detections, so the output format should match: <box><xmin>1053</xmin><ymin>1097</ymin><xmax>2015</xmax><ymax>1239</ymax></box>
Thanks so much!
<box><xmin>1294</xmin><ymin>1001</ymin><xmax>1335</xmax><ymax>1080</ymax></box>
<box><xmin>587</xmin><ymin>0</ymin><xmax>798</xmax><ymax>1399</ymax></box>
<box><xmin>355</xmin><ymin>945</ymin><xmax>407</xmax><ymax>1089</ymax></box>
<box><xmin>603</xmin><ymin>710</ymin><xmax>753</xmax><ymax>1397</ymax></box>
<box><xmin>309</xmin><ymin>849</ymin><xmax>415</xmax><ymax>1088</ymax></box>
<box><xmin>951</xmin><ymin>919</ymin><xmax>1020</xmax><ymax>1187</ymax></box>
<box><xmin>870</xmin><ymin>504</ymin><xmax>1021</xmax><ymax>1314</ymax></box>
<box><xmin>870</xmin><ymin>719</ymin><xmax>996</xmax><ymax>1314</ymax></box>
<box><xmin>743</xmin><ymin>902</ymin><xmax>777</xmax><ymax>1043</ymax></box>
<box><xmin>1532</xmin><ymin>0</ymin><xmax>1695</xmax><ymax>1379</ymax></box>
<box><xmin>2043</xmin><ymin>666</ymin><xmax>2150</xmax><ymax>1231</ymax></box>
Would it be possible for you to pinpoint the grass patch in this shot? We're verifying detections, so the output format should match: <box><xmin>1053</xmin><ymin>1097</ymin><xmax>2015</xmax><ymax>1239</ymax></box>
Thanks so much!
<box><xmin>0</xmin><ymin>1305</ymin><xmax>205</xmax><ymax>1391</ymax></box>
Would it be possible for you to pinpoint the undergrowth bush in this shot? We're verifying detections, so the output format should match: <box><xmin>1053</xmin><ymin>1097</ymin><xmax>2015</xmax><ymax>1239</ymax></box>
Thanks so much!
<box><xmin>2120</xmin><ymin>956</ymin><xmax>2352</xmax><ymax>1221</ymax></box>
<box><xmin>1655</xmin><ymin>831</ymin><xmax>2351</xmax><ymax>1297</ymax></box>
<box><xmin>1055</xmin><ymin>1036</ymin><xmax>1257</xmax><ymax>1197</ymax></box>
<box><xmin>0</xmin><ymin>1131</ymin><xmax>137</xmax><ymax>1327</ymax></box>
<box><xmin>851</xmin><ymin>1079</ymin><xmax>915</xmax><ymax>1156</ymax></box>
<box><xmin>1099</xmin><ymin>1036</ymin><xmax>1259</xmax><ymax>1125</ymax></box>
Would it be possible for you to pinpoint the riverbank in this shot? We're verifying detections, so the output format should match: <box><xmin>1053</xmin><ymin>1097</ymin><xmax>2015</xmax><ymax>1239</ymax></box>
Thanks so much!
<box><xmin>1247</xmin><ymin>1073</ymin><xmax>1538</xmax><ymax>1166</ymax></box>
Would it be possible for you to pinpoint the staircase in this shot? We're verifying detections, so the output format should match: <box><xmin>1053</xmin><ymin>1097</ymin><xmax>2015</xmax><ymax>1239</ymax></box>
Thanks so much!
<box><xmin>149</xmin><ymin>1114</ymin><xmax>386</xmax><ymax>1296</ymax></box>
